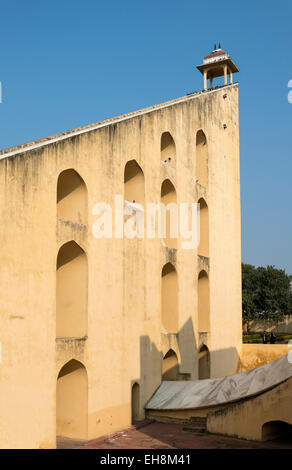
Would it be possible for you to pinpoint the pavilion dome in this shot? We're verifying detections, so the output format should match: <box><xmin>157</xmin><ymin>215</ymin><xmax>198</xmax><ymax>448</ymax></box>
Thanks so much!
<box><xmin>203</xmin><ymin>48</ymin><xmax>229</xmax><ymax>65</ymax></box>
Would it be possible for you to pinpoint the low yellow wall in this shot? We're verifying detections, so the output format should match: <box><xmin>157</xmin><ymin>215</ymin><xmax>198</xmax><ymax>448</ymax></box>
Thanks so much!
<box><xmin>238</xmin><ymin>344</ymin><xmax>289</xmax><ymax>372</ymax></box>
<box><xmin>147</xmin><ymin>345</ymin><xmax>292</xmax><ymax>439</ymax></box>
<box><xmin>244</xmin><ymin>316</ymin><xmax>292</xmax><ymax>334</ymax></box>
<box><xmin>207</xmin><ymin>377</ymin><xmax>292</xmax><ymax>441</ymax></box>
<box><xmin>146</xmin><ymin>405</ymin><xmax>224</xmax><ymax>422</ymax></box>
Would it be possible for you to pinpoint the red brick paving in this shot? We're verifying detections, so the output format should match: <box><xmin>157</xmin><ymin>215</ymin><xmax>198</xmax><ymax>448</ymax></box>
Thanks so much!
<box><xmin>57</xmin><ymin>421</ymin><xmax>292</xmax><ymax>449</ymax></box>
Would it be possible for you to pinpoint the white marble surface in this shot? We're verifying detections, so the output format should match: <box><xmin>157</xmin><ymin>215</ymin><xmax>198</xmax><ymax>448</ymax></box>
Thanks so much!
<box><xmin>146</xmin><ymin>355</ymin><xmax>292</xmax><ymax>410</ymax></box>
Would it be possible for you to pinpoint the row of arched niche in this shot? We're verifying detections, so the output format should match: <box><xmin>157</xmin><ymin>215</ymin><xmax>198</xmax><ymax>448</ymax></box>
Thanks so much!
<box><xmin>160</xmin><ymin>130</ymin><xmax>208</xmax><ymax>185</ymax></box>
<box><xmin>57</xmin><ymin>129</ymin><xmax>209</xmax><ymax>251</ymax></box>
<box><xmin>56</xmin><ymin>245</ymin><xmax>210</xmax><ymax>341</ymax></box>
<box><xmin>55</xmin><ymin>130</ymin><xmax>211</xmax><ymax>440</ymax></box>
<box><xmin>56</xmin><ymin>352</ymin><xmax>207</xmax><ymax>440</ymax></box>
<box><xmin>56</xmin><ymin>347</ymin><xmax>209</xmax><ymax>440</ymax></box>
<box><xmin>56</xmin><ymin>129</ymin><xmax>210</xmax><ymax>338</ymax></box>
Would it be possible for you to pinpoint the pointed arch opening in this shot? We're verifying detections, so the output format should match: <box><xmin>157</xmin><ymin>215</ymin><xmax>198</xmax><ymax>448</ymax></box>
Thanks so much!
<box><xmin>56</xmin><ymin>241</ymin><xmax>88</xmax><ymax>338</ymax></box>
<box><xmin>162</xmin><ymin>349</ymin><xmax>179</xmax><ymax>380</ymax></box>
<box><xmin>198</xmin><ymin>198</ymin><xmax>209</xmax><ymax>257</ymax></box>
<box><xmin>196</xmin><ymin>130</ymin><xmax>208</xmax><ymax>187</ymax></box>
<box><xmin>161</xmin><ymin>262</ymin><xmax>178</xmax><ymax>333</ymax></box>
<box><xmin>161</xmin><ymin>132</ymin><xmax>176</xmax><ymax>168</ymax></box>
<box><xmin>161</xmin><ymin>179</ymin><xmax>177</xmax><ymax>249</ymax></box>
<box><xmin>56</xmin><ymin>359</ymin><xmax>88</xmax><ymax>439</ymax></box>
<box><xmin>198</xmin><ymin>345</ymin><xmax>210</xmax><ymax>379</ymax></box>
<box><xmin>57</xmin><ymin>169</ymin><xmax>87</xmax><ymax>224</ymax></box>
<box><xmin>198</xmin><ymin>270</ymin><xmax>210</xmax><ymax>333</ymax></box>
<box><xmin>262</xmin><ymin>421</ymin><xmax>292</xmax><ymax>441</ymax></box>
<box><xmin>131</xmin><ymin>382</ymin><xmax>140</xmax><ymax>423</ymax></box>
<box><xmin>124</xmin><ymin>160</ymin><xmax>145</xmax><ymax>206</ymax></box>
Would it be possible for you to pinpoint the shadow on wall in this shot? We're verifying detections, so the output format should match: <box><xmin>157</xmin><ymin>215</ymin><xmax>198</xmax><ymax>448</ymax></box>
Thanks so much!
<box><xmin>162</xmin><ymin>349</ymin><xmax>180</xmax><ymax>380</ymax></box>
<box><xmin>161</xmin><ymin>179</ymin><xmax>177</xmax><ymax>249</ymax></box>
<box><xmin>130</xmin><ymin>317</ymin><xmax>198</xmax><ymax>424</ymax></box>
<box><xmin>130</xmin><ymin>336</ymin><xmax>162</xmax><ymax>424</ymax></box>
<box><xmin>57</xmin><ymin>169</ymin><xmax>87</xmax><ymax>224</ymax></box>
<box><xmin>198</xmin><ymin>345</ymin><xmax>210</xmax><ymax>379</ymax></box>
<box><xmin>130</xmin><ymin>315</ymin><xmax>241</xmax><ymax>425</ymax></box>
<box><xmin>124</xmin><ymin>159</ymin><xmax>145</xmax><ymax>206</ymax></box>
<box><xmin>161</xmin><ymin>132</ymin><xmax>176</xmax><ymax>168</ymax></box>
<box><xmin>56</xmin><ymin>240</ymin><xmax>88</xmax><ymax>338</ymax></box>
<box><xmin>56</xmin><ymin>359</ymin><xmax>88</xmax><ymax>440</ymax></box>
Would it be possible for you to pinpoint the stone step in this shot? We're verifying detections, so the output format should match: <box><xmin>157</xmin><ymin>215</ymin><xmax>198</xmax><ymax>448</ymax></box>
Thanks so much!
<box><xmin>182</xmin><ymin>418</ymin><xmax>207</xmax><ymax>434</ymax></box>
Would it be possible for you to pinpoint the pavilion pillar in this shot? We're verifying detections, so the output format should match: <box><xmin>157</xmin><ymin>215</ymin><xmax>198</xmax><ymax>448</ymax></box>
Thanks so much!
<box><xmin>223</xmin><ymin>65</ymin><xmax>228</xmax><ymax>85</ymax></box>
<box><xmin>229</xmin><ymin>69</ymin><xmax>233</xmax><ymax>84</ymax></box>
<box><xmin>203</xmin><ymin>70</ymin><xmax>207</xmax><ymax>91</ymax></box>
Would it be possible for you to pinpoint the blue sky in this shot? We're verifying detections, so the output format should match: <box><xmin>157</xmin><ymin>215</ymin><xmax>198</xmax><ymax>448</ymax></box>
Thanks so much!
<box><xmin>0</xmin><ymin>0</ymin><xmax>291</xmax><ymax>273</ymax></box>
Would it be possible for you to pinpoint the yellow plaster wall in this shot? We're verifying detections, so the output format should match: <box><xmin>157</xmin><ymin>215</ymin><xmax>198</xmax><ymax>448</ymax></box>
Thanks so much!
<box><xmin>0</xmin><ymin>84</ymin><xmax>242</xmax><ymax>447</ymax></box>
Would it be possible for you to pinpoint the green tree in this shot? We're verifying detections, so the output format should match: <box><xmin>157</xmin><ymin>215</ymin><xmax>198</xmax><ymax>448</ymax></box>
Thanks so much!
<box><xmin>242</xmin><ymin>263</ymin><xmax>258</xmax><ymax>330</ymax></box>
<box><xmin>255</xmin><ymin>265</ymin><xmax>291</xmax><ymax>322</ymax></box>
<box><xmin>242</xmin><ymin>263</ymin><xmax>292</xmax><ymax>327</ymax></box>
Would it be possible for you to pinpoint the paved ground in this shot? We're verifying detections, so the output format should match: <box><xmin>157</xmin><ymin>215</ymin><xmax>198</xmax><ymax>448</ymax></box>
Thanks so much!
<box><xmin>57</xmin><ymin>421</ymin><xmax>292</xmax><ymax>449</ymax></box>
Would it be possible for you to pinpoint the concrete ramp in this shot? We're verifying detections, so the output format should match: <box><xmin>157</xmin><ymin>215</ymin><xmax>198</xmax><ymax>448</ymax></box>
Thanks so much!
<box><xmin>146</xmin><ymin>355</ymin><xmax>292</xmax><ymax>411</ymax></box>
<box><xmin>206</xmin><ymin>377</ymin><xmax>292</xmax><ymax>441</ymax></box>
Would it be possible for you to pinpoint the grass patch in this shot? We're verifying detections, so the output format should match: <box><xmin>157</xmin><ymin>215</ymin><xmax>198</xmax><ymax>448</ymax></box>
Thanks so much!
<box><xmin>243</xmin><ymin>333</ymin><xmax>292</xmax><ymax>344</ymax></box>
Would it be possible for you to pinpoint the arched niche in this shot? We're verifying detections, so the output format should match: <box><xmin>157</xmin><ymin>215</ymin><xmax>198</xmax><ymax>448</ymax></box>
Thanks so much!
<box><xmin>56</xmin><ymin>241</ymin><xmax>88</xmax><ymax>338</ymax></box>
<box><xmin>56</xmin><ymin>359</ymin><xmax>88</xmax><ymax>439</ymax></box>
<box><xmin>162</xmin><ymin>349</ymin><xmax>179</xmax><ymax>381</ymax></box>
<box><xmin>196</xmin><ymin>130</ymin><xmax>208</xmax><ymax>187</ymax></box>
<box><xmin>57</xmin><ymin>169</ymin><xmax>87</xmax><ymax>224</ymax></box>
<box><xmin>161</xmin><ymin>262</ymin><xmax>178</xmax><ymax>333</ymax></box>
<box><xmin>198</xmin><ymin>270</ymin><xmax>210</xmax><ymax>333</ymax></box>
<box><xmin>262</xmin><ymin>421</ymin><xmax>292</xmax><ymax>442</ymax></box>
<box><xmin>197</xmin><ymin>198</ymin><xmax>209</xmax><ymax>257</ymax></box>
<box><xmin>124</xmin><ymin>160</ymin><xmax>145</xmax><ymax>206</ymax></box>
<box><xmin>161</xmin><ymin>179</ymin><xmax>177</xmax><ymax>249</ymax></box>
<box><xmin>198</xmin><ymin>345</ymin><xmax>210</xmax><ymax>379</ymax></box>
<box><xmin>161</xmin><ymin>132</ymin><xmax>176</xmax><ymax>168</ymax></box>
